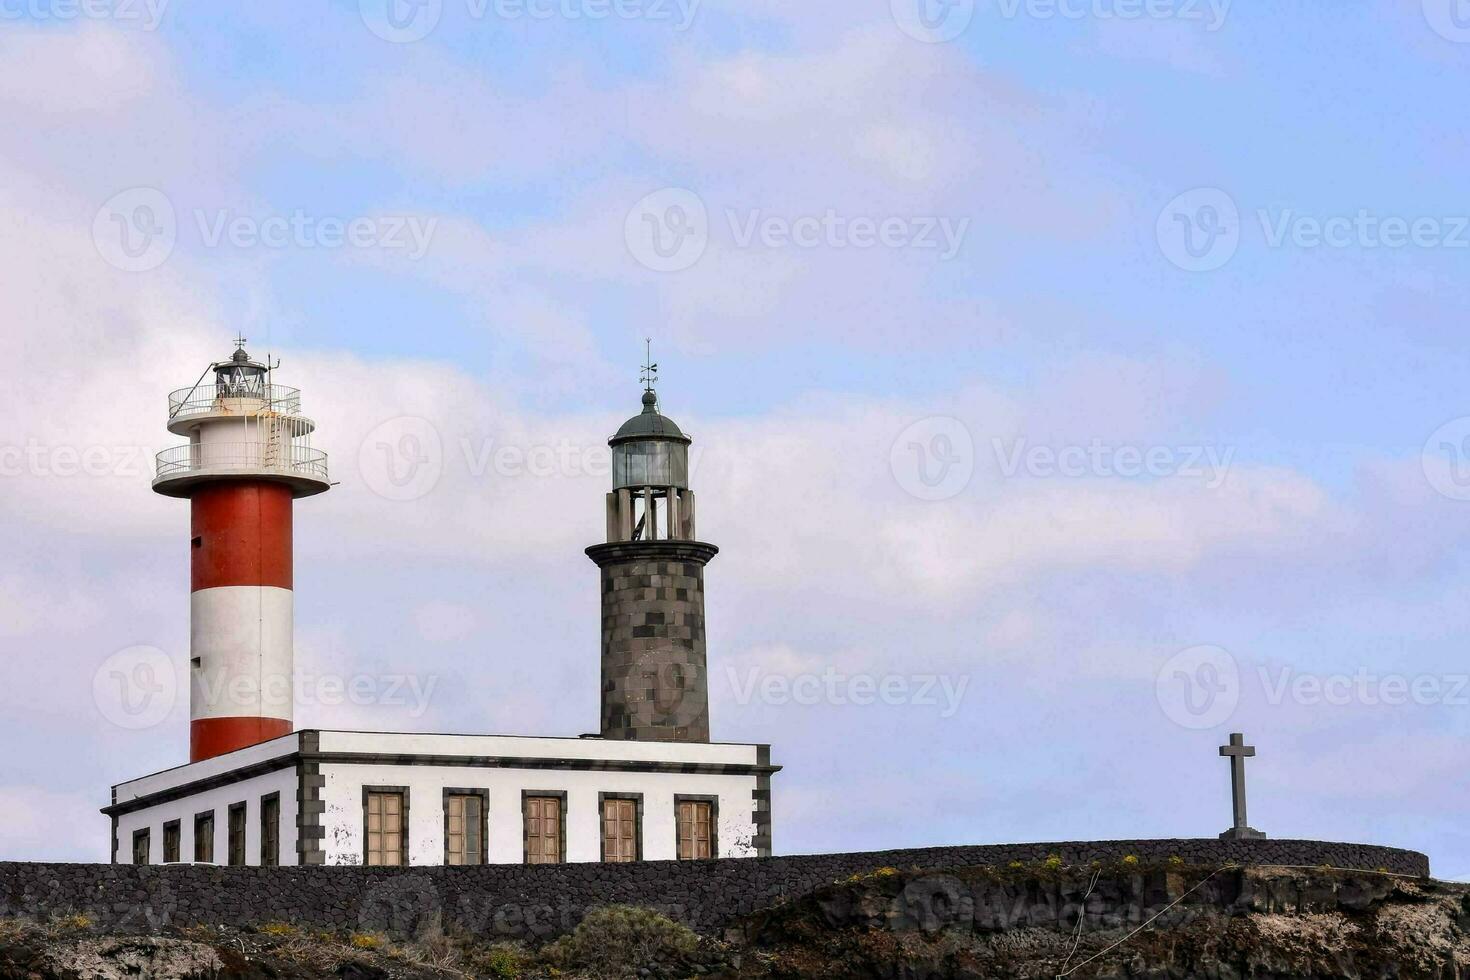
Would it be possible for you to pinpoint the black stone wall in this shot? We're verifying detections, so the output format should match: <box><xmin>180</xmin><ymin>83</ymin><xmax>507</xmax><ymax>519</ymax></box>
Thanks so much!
<box><xmin>0</xmin><ymin>838</ymin><xmax>1428</xmax><ymax>941</ymax></box>
<box><xmin>587</xmin><ymin>540</ymin><xmax>718</xmax><ymax>742</ymax></box>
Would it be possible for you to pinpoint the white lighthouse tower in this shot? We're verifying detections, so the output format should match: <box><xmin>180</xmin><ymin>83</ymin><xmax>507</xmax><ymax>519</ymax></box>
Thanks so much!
<box><xmin>152</xmin><ymin>340</ymin><xmax>330</xmax><ymax>763</ymax></box>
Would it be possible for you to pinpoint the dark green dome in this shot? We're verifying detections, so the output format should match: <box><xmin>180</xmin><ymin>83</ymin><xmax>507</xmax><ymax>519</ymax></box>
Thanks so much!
<box><xmin>611</xmin><ymin>390</ymin><xmax>690</xmax><ymax>444</ymax></box>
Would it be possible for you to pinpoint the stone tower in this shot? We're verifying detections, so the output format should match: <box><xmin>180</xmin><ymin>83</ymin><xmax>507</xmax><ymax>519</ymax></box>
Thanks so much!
<box><xmin>586</xmin><ymin>375</ymin><xmax>716</xmax><ymax>742</ymax></box>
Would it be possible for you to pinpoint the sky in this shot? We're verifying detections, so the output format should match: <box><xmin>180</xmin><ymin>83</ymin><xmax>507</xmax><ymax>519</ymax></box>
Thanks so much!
<box><xmin>2</xmin><ymin>0</ymin><xmax>1469</xmax><ymax>874</ymax></box>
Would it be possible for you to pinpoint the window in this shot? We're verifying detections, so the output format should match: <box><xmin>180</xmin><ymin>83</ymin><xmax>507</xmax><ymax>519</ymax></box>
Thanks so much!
<box><xmin>365</xmin><ymin>790</ymin><xmax>407</xmax><ymax>867</ymax></box>
<box><xmin>194</xmin><ymin>811</ymin><xmax>215</xmax><ymax>863</ymax></box>
<box><xmin>260</xmin><ymin>794</ymin><xmax>280</xmax><ymax>868</ymax></box>
<box><xmin>600</xmin><ymin>797</ymin><xmax>640</xmax><ymax>863</ymax></box>
<box><xmin>228</xmin><ymin>803</ymin><xmax>247</xmax><ymax>866</ymax></box>
<box><xmin>445</xmin><ymin>791</ymin><xmax>486</xmax><ymax>866</ymax></box>
<box><xmin>523</xmin><ymin>795</ymin><xmax>563</xmax><ymax>865</ymax></box>
<box><xmin>163</xmin><ymin>821</ymin><xmax>181</xmax><ymax>863</ymax></box>
<box><xmin>676</xmin><ymin>798</ymin><xmax>715</xmax><ymax>861</ymax></box>
<box><xmin>132</xmin><ymin>828</ymin><xmax>150</xmax><ymax>865</ymax></box>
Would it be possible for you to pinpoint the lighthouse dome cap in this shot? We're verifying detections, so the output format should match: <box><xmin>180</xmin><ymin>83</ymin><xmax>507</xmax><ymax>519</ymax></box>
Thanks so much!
<box><xmin>219</xmin><ymin>340</ymin><xmax>266</xmax><ymax>371</ymax></box>
<box><xmin>611</xmin><ymin>389</ymin><xmax>690</xmax><ymax>444</ymax></box>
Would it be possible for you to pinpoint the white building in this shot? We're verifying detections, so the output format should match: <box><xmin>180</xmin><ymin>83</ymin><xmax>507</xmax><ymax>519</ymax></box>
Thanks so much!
<box><xmin>107</xmin><ymin>731</ymin><xmax>775</xmax><ymax>866</ymax></box>
<box><xmin>105</xmin><ymin>346</ymin><xmax>777</xmax><ymax>866</ymax></box>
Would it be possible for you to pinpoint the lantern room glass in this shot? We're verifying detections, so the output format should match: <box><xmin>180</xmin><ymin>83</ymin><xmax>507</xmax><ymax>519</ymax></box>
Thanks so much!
<box><xmin>613</xmin><ymin>439</ymin><xmax>689</xmax><ymax>490</ymax></box>
<box><xmin>215</xmin><ymin>362</ymin><xmax>267</xmax><ymax>399</ymax></box>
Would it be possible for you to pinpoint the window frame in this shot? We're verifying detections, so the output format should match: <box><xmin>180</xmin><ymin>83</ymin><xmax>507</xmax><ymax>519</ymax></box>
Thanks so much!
<box><xmin>521</xmin><ymin>790</ymin><xmax>568</xmax><ymax>865</ymax></box>
<box><xmin>674</xmin><ymin>795</ymin><xmax>719</xmax><ymax>861</ymax></box>
<box><xmin>162</xmin><ymin>820</ymin><xmax>181</xmax><ymax>864</ymax></box>
<box><xmin>193</xmin><ymin>809</ymin><xmax>215</xmax><ymax>863</ymax></box>
<box><xmin>227</xmin><ymin>802</ymin><xmax>247</xmax><ymax>866</ymax></box>
<box><xmin>442</xmin><ymin>788</ymin><xmax>490</xmax><ymax>866</ymax></box>
<box><xmin>132</xmin><ymin>828</ymin><xmax>151</xmax><ymax>865</ymax></box>
<box><xmin>598</xmin><ymin>792</ymin><xmax>644</xmax><ymax>864</ymax></box>
<box><xmin>260</xmin><ymin>792</ymin><xmax>281</xmax><ymax>868</ymax></box>
<box><xmin>362</xmin><ymin>786</ymin><xmax>410</xmax><ymax>868</ymax></box>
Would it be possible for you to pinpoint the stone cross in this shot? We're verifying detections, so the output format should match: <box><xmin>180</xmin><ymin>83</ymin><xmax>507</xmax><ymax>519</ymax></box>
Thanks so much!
<box><xmin>1218</xmin><ymin>732</ymin><xmax>1266</xmax><ymax>840</ymax></box>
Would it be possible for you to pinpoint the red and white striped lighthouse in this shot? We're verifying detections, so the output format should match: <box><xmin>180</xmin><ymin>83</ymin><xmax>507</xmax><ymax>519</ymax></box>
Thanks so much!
<box><xmin>153</xmin><ymin>342</ymin><xmax>330</xmax><ymax>763</ymax></box>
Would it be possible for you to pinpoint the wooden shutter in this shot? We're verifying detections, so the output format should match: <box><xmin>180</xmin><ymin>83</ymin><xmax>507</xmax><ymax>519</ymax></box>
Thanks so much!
<box><xmin>446</xmin><ymin>794</ymin><xmax>483</xmax><ymax>866</ymax></box>
<box><xmin>525</xmin><ymin>797</ymin><xmax>561</xmax><ymax>865</ymax></box>
<box><xmin>602</xmin><ymin>798</ymin><xmax>638</xmax><ymax>863</ymax></box>
<box><xmin>132</xmin><ymin>829</ymin><xmax>150</xmax><ymax>865</ymax></box>
<box><xmin>228</xmin><ymin>804</ymin><xmax>247</xmax><ymax>866</ymax></box>
<box><xmin>367</xmin><ymin>792</ymin><xmax>405</xmax><ymax>867</ymax></box>
<box><xmin>194</xmin><ymin>813</ymin><xmax>214</xmax><ymax>863</ymax></box>
<box><xmin>676</xmin><ymin>801</ymin><xmax>713</xmax><ymax>861</ymax></box>
<box><xmin>260</xmin><ymin>796</ymin><xmax>280</xmax><ymax>868</ymax></box>
<box><xmin>163</xmin><ymin>822</ymin><xmax>181</xmax><ymax>863</ymax></box>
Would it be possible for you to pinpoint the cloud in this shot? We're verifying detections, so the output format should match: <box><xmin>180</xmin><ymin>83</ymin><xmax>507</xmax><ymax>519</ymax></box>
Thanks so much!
<box><xmin>257</xmin><ymin>56</ymin><xmax>622</xmax><ymax>186</ymax></box>
<box><xmin>0</xmin><ymin>787</ymin><xmax>109</xmax><ymax>862</ymax></box>
<box><xmin>0</xmin><ymin>24</ymin><xmax>246</xmax><ymax>211</ymax></box>
<box><xmin>0</xmin><ymin>26</ymin><xmax>159</xmax><ymax>112</ymax></box>
<box><xmin>1270</xmin><ymin>732</ymin><xmax>1465</xmax><ymax>801</ymax></box>
<box><xmin>1088</xmin><ymin>18</ymin><xmax>1228</xmax><ymax>75</ymax></box>
<box><xmin>414</xmin><ymin>601</ymin><xmax>479</xmax><ymax>644</ymax></box>
<box><xmin>0</xmin><ymin>573</ymin><xmax>103</xmax><ymax>639</ymax></box>
<box><xmin>235</xmin><ymin>22</ymin><xmax>1123</xmax><ymax>354</ymax></box>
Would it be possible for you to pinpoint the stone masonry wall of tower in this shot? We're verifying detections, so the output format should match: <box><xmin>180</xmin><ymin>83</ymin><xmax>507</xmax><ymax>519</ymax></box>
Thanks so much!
<box><xmin>588</xmin><ymin>540</ymin><xmax>716</xmax><ymax>742</ymax></box>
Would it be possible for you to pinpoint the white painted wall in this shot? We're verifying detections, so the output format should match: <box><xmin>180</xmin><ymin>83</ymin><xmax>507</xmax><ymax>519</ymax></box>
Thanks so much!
<box><xmin>319</xmin><ymin>762</ymin><xmax>759</xmax><ymax>865</ymax></box>
<box><xmin>114</xmin><ymin>767</ymin><xmax>298</xmax><ymax>866</ymax></box>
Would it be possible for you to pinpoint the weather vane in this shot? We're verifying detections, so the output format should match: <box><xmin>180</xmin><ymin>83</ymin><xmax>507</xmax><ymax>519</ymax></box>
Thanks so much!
<box><xmin>233</xmin><ymin>334</ymin><xmax>248</xmax><ymax>350</ymax></box>
<box><xmin>641</xmin><ymin>337</ymin><xmax>658</xmax><ymax>392</ymax></box>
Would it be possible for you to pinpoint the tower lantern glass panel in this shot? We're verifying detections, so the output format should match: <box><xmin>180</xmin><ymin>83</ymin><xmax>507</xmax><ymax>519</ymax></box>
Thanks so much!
<box><xmin>612</xmin><ymin>439</ymin><xmax>688</xmax><ymax>490</ymax></box>
<box><xmin>214</xmin><ymin>348</ymin><xmax>268</xmax><ymax>400</ymax></box>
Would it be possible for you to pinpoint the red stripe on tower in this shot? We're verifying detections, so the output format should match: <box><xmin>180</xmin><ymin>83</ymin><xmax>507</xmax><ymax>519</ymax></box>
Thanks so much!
<box><xmin>190</xmin><ymin>482</ymin><xmax>293</xmax><ymax>591</ymax></box>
